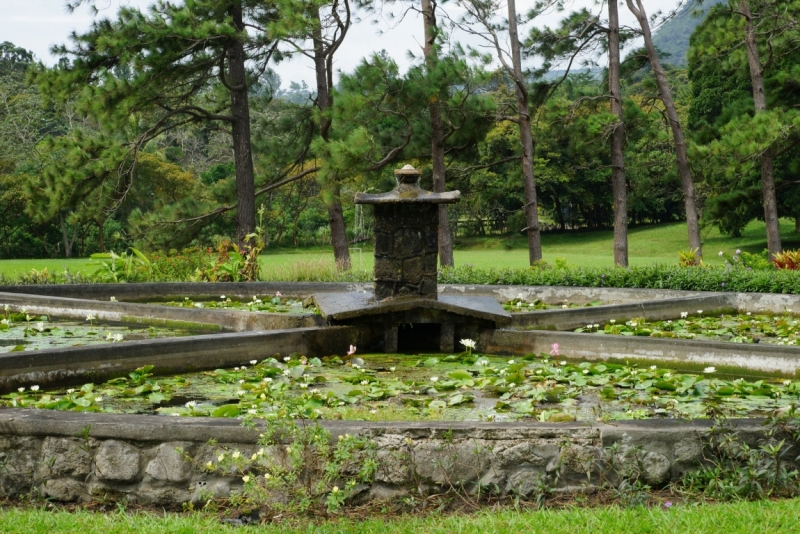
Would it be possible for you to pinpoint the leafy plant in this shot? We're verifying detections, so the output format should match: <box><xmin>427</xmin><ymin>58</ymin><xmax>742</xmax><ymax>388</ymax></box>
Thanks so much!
<box><xmin>773</xmin><ymin>250</ymin><xmax>800</xmax><ymax>271</ymax></box>
<box><xmin>90</xmin><ymin>248</ymin><xmax>152</xmax><ymax>283</ymax></box>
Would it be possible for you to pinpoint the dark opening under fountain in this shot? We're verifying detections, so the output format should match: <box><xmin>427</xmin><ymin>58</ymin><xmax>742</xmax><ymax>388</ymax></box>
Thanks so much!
<box><xmin>313</xmin><ymin>165</ymin><xmax>511</xmax><ymax>353</ymax></box>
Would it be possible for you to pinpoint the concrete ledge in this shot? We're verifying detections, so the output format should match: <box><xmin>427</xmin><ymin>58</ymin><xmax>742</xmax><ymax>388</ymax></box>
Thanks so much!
<box><xmin>510</xmin><ymin>294</ymin><xmax>735</xmax><ymax>330</ymax></box>
<box><xmin>0</xmin><ymin>408</ymin><xmax>775</xmax><ymax>506</ymax></box>
<box><xmin>481</xmin><ymin>329</ymin><xmax>800</xmax><ymax>378</ymax></box>
<box><xmin>0</xmin><ymin>327</ymin><xmax>356</xmax><ymax>392</ymax></box>
<box><xmin>0</xmin><ymin>291</ymin><xmax>323</xmax><ymax>332</ymax></box>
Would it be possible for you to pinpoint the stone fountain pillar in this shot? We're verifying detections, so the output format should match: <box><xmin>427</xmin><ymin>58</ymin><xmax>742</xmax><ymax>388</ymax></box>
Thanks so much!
<box><xmin>354</xmin><ymin>165</ymin><xmax>460</xmax><ymax>301</ymax></box>
<box><xmin>313</xmin><ymin>165</ymin><xmax>510</xmax><ymax>354</ymax></box>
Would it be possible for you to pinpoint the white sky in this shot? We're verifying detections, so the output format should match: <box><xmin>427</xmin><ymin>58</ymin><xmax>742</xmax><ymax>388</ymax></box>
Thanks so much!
<box><xmin>1</xmin><ymin>0</ymin><xmax>677</xmax><ymax>89</ymax></box>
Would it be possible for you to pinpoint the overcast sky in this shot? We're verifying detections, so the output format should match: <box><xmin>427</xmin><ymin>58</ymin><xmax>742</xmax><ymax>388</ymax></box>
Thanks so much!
<box><xmin>2</xmin><ymin>0</ymin><xmax>678</xmax><ymax>89</ymax></box>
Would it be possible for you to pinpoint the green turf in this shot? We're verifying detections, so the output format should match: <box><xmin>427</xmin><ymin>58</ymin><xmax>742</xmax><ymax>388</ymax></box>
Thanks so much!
<box><xmin>1</xmin><ymin>498</ymin><xmax>799</xmax><ymax>533</ymax></box>
<box><xmin>2</xmin><ymin>219</ymin><xmax>798</xmax><ymax>278</ymax></box>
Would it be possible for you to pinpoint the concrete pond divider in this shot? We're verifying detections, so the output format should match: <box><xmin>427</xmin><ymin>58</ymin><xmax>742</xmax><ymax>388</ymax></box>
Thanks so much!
<box><xmin>0</xmin><ymin>291</ymin><xmax>322</xmax><ymax>332</ymax></box>
<box><xmin>0</xmin><ymin>326</ymin><xmax>356</xmax><ymax>391</ymax></box>
<box><xmin>482</xmin><ymin>329</ymin><xmax>800</xmax><ymax>378</ymax></box>
<box><xmin>0</xmin><ymin>408</ymin><xmax>778</xmax><ymax>506</ymax></box>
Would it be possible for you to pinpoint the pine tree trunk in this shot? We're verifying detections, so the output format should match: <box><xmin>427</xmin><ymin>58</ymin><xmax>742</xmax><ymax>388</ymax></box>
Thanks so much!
<box><xmin>228</xmin><ymin>2</ymin><xmax>257</xmax><ymax>251</ymax></box>
<box><xmin>626</xmin><ymin>0</ymin><xmax>702</xmax><ymax>260</ymax></box>
<box><xmin>97</xmin><ymin>220</ymin><xmax>105</xmax><ymax>252</ymax></box>
<box><xmin>609</xmin><ymin>0</ymin><xmax>628</xmax><ymax>267</ymax></box>
<box><xmin>60</xmin><ymin>212</ymin><xmax>72</xmax><ymax>259</ymax></box>
<box><xmin>421</xmin><ymin>0</ymin><xmax>454</xmax><ymax>267</ymax></box>
<box><xmin>313</xmin><ymin>7</ymin><xmax>351</xmax><ymax>270</ymax></box>
<box><xmin>507</xmin><ymin>0</ymin><xmax>542</xmax><ymax>264</ymax></box>
<box><xmin>739</xmin><ymin>0</ymin><xmax>781</xmax><ymax>258</ymax></box>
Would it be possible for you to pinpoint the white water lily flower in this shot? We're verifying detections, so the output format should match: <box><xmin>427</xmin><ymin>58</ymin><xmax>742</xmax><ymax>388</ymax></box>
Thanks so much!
<box><xmin>704</xmin><ymin>367</ymin><xmax>716</xmax><ymax>374</ymax></box>
<box><xmin>784</xmin><ymin>380</ymin><xmax>792</xmax><ymax>386</ymax></box>
<box><xmin>110</xmin><ymin>296</ymin><xmax>117</xmax><ymax>302</ymax></box>
<box><xmin>586</xmin><ymin>324</ymin><xmax>593</xmax><ymax>329</ymax></box>
<box><xmin>282</xmin><ymin>369</ymin><xmax>290</xmax><ymax>375</ymax></box>
<box><xmin>650</xmin><ymin>365</ymin><xmax>657</xmax><ymax>371</ymax></box>
<box><xmin>31</xmin><ymin>385</ymin><xmax>39</xmax><ymax>392</ymax></box>
<box><xmin>248</xmin><ymin>409</ymin><xmax>257</xmax><ymax>415</ymax></box>
<box><xmin>250</xmin><ymin>360</ymin><xmax>258</xmax><ymax>365</ymax></box>
<box><xmin>536</xmin><ymin>369</ymin><xmax>542</xmax><ymax>374</ymax></box>
<box><xmin>610</xmin><ymin>319</ymin><xmax>616</xmax><ymax>324</ymax></box>
<box><xmin>232</xmin><ymin>451</ymin><xmax>241</xmax><ymax>459</ymax></box>
<box><xmin>283</xmin><ymin>356</ymin><xmax>291</xmax><ymax>362</ymax></box>
<box><xmin>236</xmin><ymin>390</ymin><xmax>246</xmax><ymax>396</ymax></box>
<box><xmin>389</xmin><ymin>367</ymin><xmax>396</xmax><ymax>372</ymax></box>
<box><xmin>67</xmin><ymin>388</ymin><xmax>75</xmax><ymax>394</ymax></box>
<box><xmin>562</xmin><ymin>304</ymin><xmax>568</xmax><ymax>309</ymax></box>
<box><xmin>460</xmin><ymin>339</ymin><xmax>476</xmax><ymax>349</ymax></box>
<box><xmin>697</xmin><ymin>310</ymin><xmax>703</xmax><ymax>314</ymax></box>
<box><xmin>194</xmin><ymin>302</ymin><xmax>203</xmax><ymax>308</ymax></box>
<box><xmin>299</xmin><ymin>383</ymin><xmax>308</xmax><ymax>389</ymax></box>
<box><xmin>238</xmin><ymin>380</ymin><xmax>245</xmax><ymax>384</ymax></box>
<box><xmin>593</xmin><ymin>324</ymin><xmax>599</xmax><ymax>328</ymax></box>
<box><xmin>234</xmin><ymin>367</ymin><xmax>240</xmax><ymax>371</ymax></box>
<box><xmin>583</xmin><ymin>369</ymin><xmax>589</xmax><ymax>374</ymax></box>
<box><xmin>370</xmin><ymin>409</ymin><xmax>377</xmax><ymax>414</ymax></box>
<box><xmin>86</xmin><ymin>314</ymin><xmax>95</xmax><ymax>322</ymax></box>
<box><xmin>560</xmin><ymin>361</ymin><xmax>567</xmax><ymax>366</ymax></box>
<box><xmin>218</xmin><ymin>453</ymin><xmax>226</xmax><ymax>462</ymax></box>
<box><xmin>242</xmin><ymin>475</ymin><xmax>250</xmax><ymax>483</ymax></box>
<box><xmin>220</xmin><ymin>295</ymin><xmax>226</xmax><ymax>299</ymax></box>
<box><xmin>746</xmin><ymin>312</ymin><xmax>752</xmax><ymax>316</ymax></box>
<box><xmin>360</xmin><ymin>380</ymin><xmax>369</xmax><ymax>386</ymax></box>
<box><xmin>114</xmin><ymin>334</ymin><xmax>123</xmax><ymax>342</ymax></box>
<box><xmin>508</xmin><ymin>360</ymin><xmax>515</xmax><ymax>365</ymax></box>
<box><xmin>17</xmin><ymin>387</ymin><xmax>24</xmax><ymax>393</ymax></box>
<box><xmin>263</xmin><ymin>377</ymin><xmax>272</xmax><ymax>383</ymax></box>
<box><xmin>681</xmin><ymin>312</ymin><xmax>688</xmax><ymax>318</ymax></box>
<box><xmin>185</xmin><ymin>401</ymin><xmax>197</xmax><ymax>408</ymax></box>
<box><xmin>430</xmin><ymin>376</ymin><xmax>439</xmax><ymax>382</ymax></box>
<box><xmin>95</xmin><ymin>397</ymin><xmax>103</xmax><ymax>402</ymax></box>
<box><xmin>36</xmin><ymin>322</ymin><xmax>44</xmax><ymax>332</ymax></box>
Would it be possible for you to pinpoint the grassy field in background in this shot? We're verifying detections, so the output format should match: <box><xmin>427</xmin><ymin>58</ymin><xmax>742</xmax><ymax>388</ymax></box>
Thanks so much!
<box><xmin>1</xmin><ymin>219</ymin><xmax>798</xmax><ymax>279</ymax></box>
<box><xmin>1</xmin><ymin>498</ymin><xmax>799</xmax><ymax>533</ymax></box>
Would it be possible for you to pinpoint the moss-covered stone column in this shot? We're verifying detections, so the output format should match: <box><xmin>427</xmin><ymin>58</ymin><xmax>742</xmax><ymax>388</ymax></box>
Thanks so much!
<box><xmin>355</xmin><ymin>165</ymin><xmax>460</xmax><ymax>302</ymax></box>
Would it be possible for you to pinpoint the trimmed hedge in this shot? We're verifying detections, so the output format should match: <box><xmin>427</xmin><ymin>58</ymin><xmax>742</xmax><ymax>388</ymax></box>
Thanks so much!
<box><xmin>439</xmin><ymin>264</ymin><xmax>800</xmax><ymax>294</ymax></box>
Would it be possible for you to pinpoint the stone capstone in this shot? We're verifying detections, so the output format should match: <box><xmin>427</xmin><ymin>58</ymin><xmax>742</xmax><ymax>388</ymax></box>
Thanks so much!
<box><xmin>95</xmin><ymin>440</ymin><xmax>141</xmax><ymax>481</ymax></box>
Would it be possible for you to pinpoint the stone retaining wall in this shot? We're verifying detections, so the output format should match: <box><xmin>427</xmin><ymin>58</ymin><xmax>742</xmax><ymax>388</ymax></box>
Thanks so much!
<box><xmin>0</xmin><ymin>409</ymin><xmax>774</xmax><ymax>506</ymax></box>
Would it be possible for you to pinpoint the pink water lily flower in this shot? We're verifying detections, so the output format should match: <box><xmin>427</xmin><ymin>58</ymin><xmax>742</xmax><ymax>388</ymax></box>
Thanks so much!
<box><xmin>550</xmin><ymin>343</ymin><xmax>560</xmax><ymax>356</ymax></box>
<box><xmin>347</xmin><ymin>345</ymin><xmax>357</xmax><ymax>356</ymax></box>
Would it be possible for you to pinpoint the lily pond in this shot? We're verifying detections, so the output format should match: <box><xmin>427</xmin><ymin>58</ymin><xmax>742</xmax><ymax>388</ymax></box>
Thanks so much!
<box><xmin>151</xmin><ymin>295</ymin><xmax>319</xmax><ymax>314</ymax></box>
<box><xmin>3</xmin><ymin>352</ymin><xmax>798</xmax><ymax>422</ymax></box>
<box><xmin>0</xmin><ymin>313</ymin><xmax>192</xmax><ymax>353</ymax></box>
<box><xmin>577</xmin><ymin>312</ymin><xmax>800</xmax><ymax>345</ymax></box>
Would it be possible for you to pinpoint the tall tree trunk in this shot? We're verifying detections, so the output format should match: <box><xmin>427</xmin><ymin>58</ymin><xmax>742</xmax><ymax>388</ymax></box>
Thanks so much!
<box><xmin>507</xmin><ymin>0</ymin><xmax>542</xmax><ymax>264</ymax></box>
<box><xmin>626</xmin><ymin>0</ymin><xmax>702</xmax><ymax>260</ymax></box>
<box><xmin>421</xmin><ymin>0</ymin><xmax>454</xmax><ymax>267</ymax></box>
<box><xmin>795</xmin><ymin>216</ymin><xmax>800</xmax><ymax>233</ymax></box>
<box><xmin>97</xmin><ymin>220</ymin><xmax>105</xmax><ymax>252</ymax></box>
<box><xmin>739</xmin><ymin>0</ymin><xmax>781</xmax><ymax>258</ymax></box>
<box><xmin>608</xmin><ymin>0</ymin><xmax>628</xmax><ymax>267</ymax></box>
<box><xmin>59</xmin><ymin>212</ymin><xmax>72</xmax><ymax>259</ymax></box>
<box><xmin>228</xmin><ymin>2</ymin><xmax>257</xmax><ymax>251</ymax></box>
<box><xmin>312</xmin><ymin>7</ymin><xmax>351</xmax><ymax>270</ymax></box>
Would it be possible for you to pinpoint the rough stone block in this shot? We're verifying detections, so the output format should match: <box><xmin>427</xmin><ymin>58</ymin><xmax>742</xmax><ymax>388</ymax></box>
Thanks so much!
<box><xmin>42</xmin><ymin>479</ymin><xmax>87</xmax><ymax>503</ymax></box>
<box><xmin>95</xmin><ymin>440</ymin><xmax>141</xmax><ymax>482</ymax></box>
<box><xmin>144</xmin><ymin>442</ymin><xmax>193</xmax><ymax>483</ymax></box>
<box><xmin>374</xmin><ymin>258</ymin><xmax>401</xmax><ymax>282</ymax></box>
<box><xmin>0</xmin><ymin>436</ymin><xmax>41</xmax><ymax>497</ymax></box>
<box><xmin>191</xmin><ymin>479</ymin><xmax>232</xmax><ymax>503</ymax></box>
<box><xmin>423</xmin><ymin>253</ymin><xmax>438</xmax><ymax>273</ymax></box>
<box><xmin>393</xmin><ymin>228</ymin><xmax>423</xmax><ymax>257</ymax></box>
<box><xmin>374</xmin><ymin>232</ymin><xmax>393</xmax><ymax>256</ymax></box>
<box><xmin>424</xmin><ymin>225</ymin><xmax>438</xmax><ymax>252</ymax></box>
<box><xmin>37</xmin><ymin>437</ymin><xmax>91</xmax><ymax>479</ymax></box>
<box><xmin>402</xmin><ymin>257</ymin><xmax>423</xmax><ymax>285</ymax></box>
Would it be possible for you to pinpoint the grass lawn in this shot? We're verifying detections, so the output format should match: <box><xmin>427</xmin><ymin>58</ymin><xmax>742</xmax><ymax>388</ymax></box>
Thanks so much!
<box><xmin>2</xmin><ymin>219</ymin><xmax>798</xmax><ymax>279</ymax></box>
<box><xmin>1</xmin><ymin>498</ymin><xmax>799</xmax><ymax>533</ymax></box>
